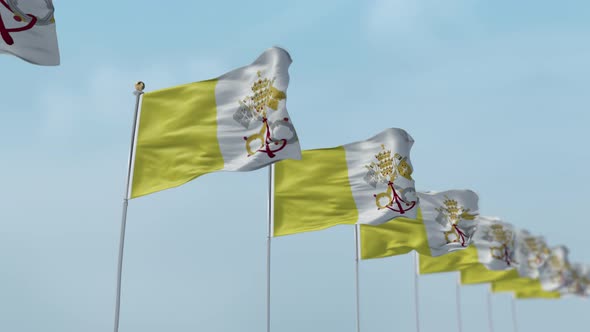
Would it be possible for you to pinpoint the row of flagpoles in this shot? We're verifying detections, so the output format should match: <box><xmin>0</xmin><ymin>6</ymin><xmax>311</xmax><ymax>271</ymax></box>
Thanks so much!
<box><xmin>113</xmin><ymin>48</ymin><xmax>587</xmax><ymax>332</ymax></box>
<box><xmin>413</xmin><ymin>257</ymin><xmax>517</xmax><ymax>332</ymax></box>
<box><xmin>0</xmin><ymin>6</ymin><xmax>587</xmax><ymax>331</ymax></box>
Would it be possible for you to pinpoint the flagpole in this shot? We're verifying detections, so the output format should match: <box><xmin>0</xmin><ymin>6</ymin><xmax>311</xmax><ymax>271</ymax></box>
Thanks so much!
<box><xmin>113</xmin><ymin>81</ymin><xmax>144</xmax><ymax>332</ymax></box>
<box><xmin>266</xmin><ymin>164</ymin><xmax>275</xmax><ymax>332</ymax></box>
<box><xmin>511</xmin><ymin>294</ymin><xmax>518</xmax><ymax>332</ymax></box>
<box><xmin>354</xmin><ymin>224</ymin><xmax>361</xmax><ymax>332</ymax></box>
<box><xmin>413</xmin><ymin>252</ymin><xmax>421</xmax><ymax>332</ymax></box>
<box><xmin>487</xmin><ymin>285</ymin><xmax>494</xmax><ymax>332</ymax></box>
<box><xmin>456</xmin><ymin>273</ymin><xmax>463</xmax><ymax>332</ymax></box>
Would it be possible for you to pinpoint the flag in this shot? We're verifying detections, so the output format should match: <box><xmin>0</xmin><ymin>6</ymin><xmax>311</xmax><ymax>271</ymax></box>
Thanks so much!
<box><xmin>419</xmin><ymin>216</ymin><xmax>513</xmax><ymax>275</ymax></box>
<box><xmin>578</xmin><ymin>264</ymin><xmax>590</xmax><ymax>297</ymax></box>
<box><xmin>460</xmin><ymin>217</ymin><xmax>520</xmax><ymax>284</ymax></box>
<box><xmin>512</xmin><ymin>230</ymin><xmax>551</xmax><ymax>279</ymax></box>
<box><xmin>0</xmin><ymin>0</ymin><xmax>59</xmax><ymax>65</ymax></box>
<box><xmin>491</xmin><ymin>230</ymin><xmax>551</xmax><ymax>293</ymax></box>
<box><xmin>559</xmin><ymin>263</ymin><xmax>590</xmax><ymax>298</ymax></box>
<box><xmin>496</xmin><ymin>246</ymin><xmax>589</xmax><ymax>298</ymax></box>
<box><xmin>360</xmin><ymin>190</ymin><xmax>479</xmax><ymax>259</ymax></box>
<box><xmin>273</xmin><ymin>128</ymin><xmax>417</xmax><ymax>236</ymax></box>
<box><xmin>574</xmin><ymin>264</ymin><xmax>590</xmax><ymax>297</ymax></box>
<box><xmin>131</xmin><ymin>47</ymin><xmax>301</xmax><ymax>198</ymax></box>
<box><xmin>539</xmin><ymin>246</ymin><xmax>571</xmax><ymax>292</ymax></box>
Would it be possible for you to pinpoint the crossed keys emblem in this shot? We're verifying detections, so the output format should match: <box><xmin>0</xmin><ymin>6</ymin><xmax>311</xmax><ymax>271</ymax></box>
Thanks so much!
<box><xmin>0</xmin><ymin>0</ymin><xmax>54</xmax><ymax>45</ymax></box>
<box><xmin>485</xmin><ymin>224</ymin><xmax>515</xmax><ymax>266</ymax></box>
<box><xmin>435</xmin><ymin>197</ymin><xmax>477</xmax><ymax>247</ymax></box>
<box><xmin>364</xmin><ymin>144</ymin><xmax>416</xmax><ymax>214</ymax></box>
<box><xmin>546</xmin><ymin>255</ymin><xmax>569</xmax><ymax>286</ymax></box>
<box><xmin>233</xmin><ymin>71</ymin><xmax>297</xmax><ymax>158</ymax></box>
<box><xmin>522</xmin><ymin>237</ymin><xmax>550</xmax><ymax>270</ymax></box>
<box><xmin>490</xmin><ymin>244</ymin><xmax>514</xmax><ymax>266</ymax></box>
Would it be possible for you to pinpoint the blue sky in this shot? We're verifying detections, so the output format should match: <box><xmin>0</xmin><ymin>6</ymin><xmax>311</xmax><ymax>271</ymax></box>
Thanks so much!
<box><xmin>1</xmin><ymin>0</ymin><xmax>589</xmax><ymax>331</ymax></box>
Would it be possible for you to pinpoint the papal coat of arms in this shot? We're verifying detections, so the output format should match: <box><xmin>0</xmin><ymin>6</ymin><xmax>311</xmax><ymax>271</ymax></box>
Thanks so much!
<box><xmin>364</xmin><ymin>144</ymin><xmax>416</xmax><ymax>214</ymax></box>
<box><xmin>482</xmin><ymin>224</ymin><xmax>516</xmax><ymax>266</ymax></box>
<box><xmin>434</xmin><ymin>197</ymin><xmax>477</xmax><ymax>247</ymax></box>
<box><xmin>520</xmin><ymin>236</ymin><xmax>550</xmax><ymax>270</ymax></box>
<box><xmin>565</xmin><ymin>267</ymin><xmax>587</xmax><ymax>296</ymax></box>
<box><xmin>233</xmin><ymin>71</ymin><xmax>297</xmax><ymax>158</ymax></box>
<box><xmin>544</xmin><ymin>253</ymin><xmax>572</xmax><ymax>288</ymax></box>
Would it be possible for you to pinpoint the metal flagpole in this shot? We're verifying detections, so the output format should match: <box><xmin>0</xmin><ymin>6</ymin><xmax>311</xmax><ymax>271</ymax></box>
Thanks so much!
<box><xmin>456</xmin><ymin>273</ymin><xmax>463</xmax><ymax>332</ymax></box>
<box><xmin>266</xmin><ymin>164</ymin><xmax>275</xmax><ymax>332</ymax></box>
<box><xmin>413</xmin><ymin>252</ymin><xmax>421</xmax><ymax>332</ymax></box>
<box><xmin>354</xmin><ymin>224</ymin><xmax>361</xmax><ymax>332</ymax></box>
<box><xmin>511</xmin><ymin>294</ymin><xmax>518</xmax><ymax>332</ymax></box>
<box><xmin>486</xmin><ymin>285</ymin><xmax>494</xmax><ymax>332</ymax></box>
<box><xmin>113</xmin><ymin>81</ymin><xmax>145</xmax><ymax>332</ymax></box>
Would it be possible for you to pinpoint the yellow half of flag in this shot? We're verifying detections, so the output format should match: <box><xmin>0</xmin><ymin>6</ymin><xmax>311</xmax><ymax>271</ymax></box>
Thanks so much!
<box><xmin>273</xmin><ymin>148</ymin><xmax>358</xmax><ymax>236</ymax></box>
<box><xmin>460</xmin><ymin>264</ymin><xmax>519</xmax><ymax>284</ymax></box>
<box><xmin>132</xmin><ymin>80</ymin><xmax>224</xmax><ymax>198</ymax></box>
<box><xmin>360</xmin><ymin>209</ymin><xmax>430</xmax><ymax>259</ymax></box>
<box><xmin>493</xmin><ymin>278</ymin><xmax>542</xmax><ymax>293</ymax></box>
<box><xmin>515</xmin><ymin>284</ymin><xmax>561</xmax><ymax>299</ymax></box>
<box><xmin>131</xmin><ymin>47</ymin><xmax>301</xmax><ymax>199</ymax></box>
<box><xmin>419</xmin><ymin>246</ymin><xmax>479</xmax><ymax>274</ymax></box>
<box><xmin>516</xmin><ymin>291</ymin><xmax>560</xmax><ymax>299</ymax></box>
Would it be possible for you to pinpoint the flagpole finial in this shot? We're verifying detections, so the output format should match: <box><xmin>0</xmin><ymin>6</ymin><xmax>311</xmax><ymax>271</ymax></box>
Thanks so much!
<box><xmin>135</xmin><ymin>81</ymin><xmax>145</xmax><ymax>92</ymax></box>
<box><xmin>133</xmin><ymin>81</ymin><xmax>145</xmax><ymax>96</ymax></box>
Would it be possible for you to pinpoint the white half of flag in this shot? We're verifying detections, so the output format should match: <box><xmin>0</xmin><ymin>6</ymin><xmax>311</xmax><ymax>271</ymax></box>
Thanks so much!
<box><xmin>419</xmin><ymin>189</ymin><xmax>479</xmax><ymax>256</ymax></box>
<box><xmin>472</xmin><ymin>216</ymin><xmax>517</xmax><ymax>270</ymax></box>
<box><xmin>562</xmin><ymin>263</ymin><xmax>590</xmax><ymax>297</ymax></box>
<box><xmin>0</xmin><ymin>0</ymin><xmax>59</xmax><ymax>65</ymax></box>
<box><xmin>347</xmin><ymin>128</ymin><xmax>418</xmax><ymax>224</ymax></box>
<box><xmin>539</xmin><ymin>246</ymin><xmax>571</xmax><ymax>291</ymax></box>
<box><xmin>513</xmin><ymin>229</ymin><xmax>550</xmax><ymax>279</ymax></box>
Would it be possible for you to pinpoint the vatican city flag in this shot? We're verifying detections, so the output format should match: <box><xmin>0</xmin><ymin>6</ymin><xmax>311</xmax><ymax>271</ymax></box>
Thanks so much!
<box><xmin>563</xmin><ymin>263</ymin><xmax>590</xmax><ymax>297</ymax></box>
<box><xmin>418</xmin><ymin>215</ymin><xmax>508</xmax><ymax>275</ymax></box>
<box><xmin>491</xmin><ymin>230</ymin><xmax>551</xmax><ymax>294</ymax></box>
<box><xmin>420</xmin><ymin>217</ymin><xmax>519</xmax><ymax>279</ymax></box>
<box><xmin>0</xmin><ymin>0</ymin><xmax>60</xmax><ymax>65</ymax></box>
<box><xmin>538</xmin><ymin>247</ymin><xmax>590</xmax><ymax>298</ymax></box>
<box><xmin>541</xmin><ymin>263</ymin><xmax>588</xmax><ymax>298</ymax></box>
<box><xmin>273</xmin><ymin>128</ymin><xmax>417</xmax><ymax>236</ymax></box>
<box><xmin>360</xmin><ymin>190</ymin><xmax>479</xmax><ymax>259</ymax></box>
<box><xmin>539</xmin><ymin>246</ymin><xmax>571</xmax><ymax>292</ymax></box>
<box><xmin>510</xmin><ymin>249</ymin><xmax>565</xmax><ymax>300</ymax></box>
<box><xmin>511</xmin><ymin>230</ymin><xmax>551</xmax><ymax>279</ymax></box>
<box><xmin>131</xmin><ymin>47</ymin><xmax>301</xmax><ymax>198</ymax></box>
<box><xmin>460</xmin><ymin>218</ymin><xmax>519</xmax><ymax>284</ymax></box>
